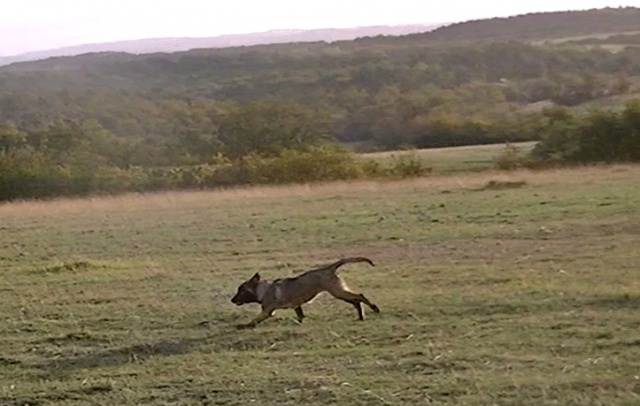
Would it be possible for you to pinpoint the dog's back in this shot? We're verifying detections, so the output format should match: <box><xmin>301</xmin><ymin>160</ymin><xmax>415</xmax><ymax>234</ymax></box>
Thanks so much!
<box><xmin>263</xmin><ymin>268</ymin><xmax>329</xmax><ymax>309</ymax></box>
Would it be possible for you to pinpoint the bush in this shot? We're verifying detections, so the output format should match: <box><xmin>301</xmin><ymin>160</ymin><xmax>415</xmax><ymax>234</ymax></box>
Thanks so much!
<box><xmin>0</xmin><ymin>151</ymin><xmax>68</xmax><ymax>200</ymax></box>
<box><xmin>91</xmin><ymin>166</ymin><xmax>150</xmax><ymax>194</ymax></box>
<box><xmin>0</xmin><ymin>143</ymin><xmax>438</xmax><ymax>201</ymax></box>
<box><xmin>532</xmin><ymin>100</ymin><xmax>640</xmax><ymax>164</ymax></box>
<box><xmin>239</xmin><ymin>144</ymin><xmax>365</xmax><ymax>184</ymax></box>
<box><xmin>494</xmin><ymin>143</ymin><xmax>529</xmax><ymax>170</ymax></box>
<box><xmin>386</xmin><ymin>153</ymin><xmax>433</xmax><ymax>177</ymax></box>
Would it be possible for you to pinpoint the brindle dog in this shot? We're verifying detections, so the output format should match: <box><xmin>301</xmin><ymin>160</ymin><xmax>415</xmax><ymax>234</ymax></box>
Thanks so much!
<box><xmin>231</xmin><ymin>257</ymin><xmax>380</xmax><ymax>329</ymax></box>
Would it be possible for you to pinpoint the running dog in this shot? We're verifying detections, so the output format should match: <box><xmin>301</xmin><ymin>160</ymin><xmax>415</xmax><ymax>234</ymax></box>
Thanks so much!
<box><xmin>230</xmin><ymin>257</ymin><xmax>380</xmax><ymax>329</ymax></box>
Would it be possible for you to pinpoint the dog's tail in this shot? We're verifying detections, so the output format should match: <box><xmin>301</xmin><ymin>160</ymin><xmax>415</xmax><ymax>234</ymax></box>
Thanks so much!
<box><xmin>328</xmin><ymin>257</ymin><xmax>375</xmax><ymax>273</ymax></box>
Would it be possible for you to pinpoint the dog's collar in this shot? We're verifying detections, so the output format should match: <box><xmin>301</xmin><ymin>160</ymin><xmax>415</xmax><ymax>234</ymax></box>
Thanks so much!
<box><xmin>255</xmin><ymin>282</ymin><xmax>269</xmax><ymax>303</ymax></box>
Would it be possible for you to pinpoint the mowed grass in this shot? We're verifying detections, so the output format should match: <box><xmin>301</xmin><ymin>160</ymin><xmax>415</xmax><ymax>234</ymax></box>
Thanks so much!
<box><xmin>360</xmin><ymin>142</ymin><xmax>536</xmax><ymax>173</ymax></box>
<box><xmin>1</xmin><ymin>164</ymin><xmax>640</xmax><ymax>405</ymax></box>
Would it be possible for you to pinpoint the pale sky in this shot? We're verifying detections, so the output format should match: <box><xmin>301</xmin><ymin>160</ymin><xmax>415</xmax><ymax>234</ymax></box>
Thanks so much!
<box><xmin>1</xmin><ymin>0</ymin><xmax>638</xmax><ymax>56</ymax></box>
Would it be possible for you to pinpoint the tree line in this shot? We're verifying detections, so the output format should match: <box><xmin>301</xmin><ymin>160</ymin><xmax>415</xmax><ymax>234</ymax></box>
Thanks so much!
<box><xmin>1</xmin><ymin>8</ymin><xmax>640</xmax><ymax>200</ymax></box>
<box><xmin>1</xmin><ymin>41</ymin><xmax>639</xmax><ymax>149</ymax></box>
<box><xmin>1</xmin><ymin>99</ymin><xmax>639</xmax><ymax>201</ymax></box>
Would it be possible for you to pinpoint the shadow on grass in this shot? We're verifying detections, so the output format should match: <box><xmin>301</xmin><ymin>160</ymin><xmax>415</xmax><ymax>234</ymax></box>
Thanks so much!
<box><xmin>582</xmin><ymin>293</ymin><xmax>640</xmax><ymax>310</ymax></box>
<box><xmin>35</xmin><ymin>315</ymin><xmax>311</xmax><ymax>375</ymax></box>
<box><xmin>33</xmin><ymin>315</ymin><xmax>232</xmax><ymax>374</ymax></box>
<box><xmin>38</xmin><ymin>335</ymin><xmax>210</xmax><ymax>374</ymax></box>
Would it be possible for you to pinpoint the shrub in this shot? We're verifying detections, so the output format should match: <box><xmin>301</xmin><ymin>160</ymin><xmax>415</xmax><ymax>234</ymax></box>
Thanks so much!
<box><xmin>0</xmin><ymin>143</ymin><xmax>437</xmax><ymax>201</ymax></box>
<box><xmin>494</xmin><ymin>143</ymin><xmax>529</xmax><ymax>170</ymax></box>
<box><xmin>387</xmin><ymin>153</ymin><xmax>433</xmax><ymax>177</ymax></box>
<box><xmin>531</xmin><ymin>100</ymin><xmax>640</xmax><ymax>165</ymax></box>
<box><xmin>239</xmin><ymin>145</ymin><xmax>365</xmax><ymax>184</ymax></box>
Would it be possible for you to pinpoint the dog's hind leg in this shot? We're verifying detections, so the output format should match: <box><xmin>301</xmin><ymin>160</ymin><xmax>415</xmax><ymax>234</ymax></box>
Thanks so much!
<box><xmin>294</xmin><ymin>306</ymin><xmax>305</xmax><ymax>323</ymax></box>
<box><xmin>358</xmin><ymin>293</ymin><xmax>380</xmax><ymax>314</ymax></box>
<box><xmin>329</xmin><ymin>285</ymin><xmax>380</xmax><ymax>321</ymax></box>
<box><xmin>345</xmin><ymin>299</ymin><xmax>365</xmax><ymax>321</ymax></box>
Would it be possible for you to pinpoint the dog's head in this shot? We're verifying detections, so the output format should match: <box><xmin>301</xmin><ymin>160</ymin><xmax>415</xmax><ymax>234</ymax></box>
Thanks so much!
<box><xmin>230</xmin><ymin>273</ymin><xmax>261</xmax><ymax>306</ymax></box>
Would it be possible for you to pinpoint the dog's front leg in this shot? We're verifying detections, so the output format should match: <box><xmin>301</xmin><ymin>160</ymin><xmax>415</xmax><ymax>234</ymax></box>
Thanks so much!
<box><xmin>237</xmin><ymin>309</ymin><xmax>273</xmax><ymax>329</ymax></box>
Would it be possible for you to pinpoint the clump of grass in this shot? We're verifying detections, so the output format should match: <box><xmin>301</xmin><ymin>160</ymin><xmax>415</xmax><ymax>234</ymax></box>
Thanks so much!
<box><xmin>480</xmin><ymin>180</ymin><xmax>527</xmax><ymax>190</ymax></box>
<box><xmin>388</xmin><ymin>153</ymin><xmax>433</xmax><ymax>177</ymax></box>
<box><xmin>494</xmin><ymin>143</ymin><xmax>530</xmax><ymax>170</ymax></box>
<box><xmin>362</xmin><ymin>152</ymin><xmax>433</xmax><ymax>179</ymax></box>
<box><xmin>32</xmin><ymin>260</ymin><xmax>104</xmax><ymax>275</ymax></box>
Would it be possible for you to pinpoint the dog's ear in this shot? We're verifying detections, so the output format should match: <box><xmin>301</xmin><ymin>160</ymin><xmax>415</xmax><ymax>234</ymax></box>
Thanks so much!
<box><xmin>250</xmin><ymin>272</ymin><xmax>260</xmax><ymax>282</ymax></box>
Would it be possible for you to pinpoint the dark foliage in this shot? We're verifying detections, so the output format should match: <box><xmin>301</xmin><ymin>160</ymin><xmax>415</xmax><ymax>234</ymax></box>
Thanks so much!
<box><xmin>533</xmin><ymin>100</ymin><xmax>640</xmax><ymax>163</ymax></box>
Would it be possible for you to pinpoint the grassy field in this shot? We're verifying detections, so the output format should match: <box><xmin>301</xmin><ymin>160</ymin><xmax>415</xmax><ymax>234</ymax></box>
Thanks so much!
<box><xmin>360</xmin><ymin>142</ymin><xmax>536</xmax><ymax>174</ymax></box>
<box><xmin>1</xmin><ymin>163</ymin><xmax>640</xmax><ymax>405</ymax></box>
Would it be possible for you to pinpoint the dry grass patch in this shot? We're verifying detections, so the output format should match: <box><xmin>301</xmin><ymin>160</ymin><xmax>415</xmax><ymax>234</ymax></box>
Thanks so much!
<box><xmin>1</xmin><ymin>163</ymin><xmax>637</xmax><ymax>217</ymax></box>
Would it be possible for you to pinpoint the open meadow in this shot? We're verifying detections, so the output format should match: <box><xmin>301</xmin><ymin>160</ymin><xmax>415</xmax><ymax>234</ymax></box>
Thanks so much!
<box><xmin>1</xmin><ymin>163</ymin><xmax>640</xmax><ymax>405</ymax></box>
<box><xmin>360</xmin><ymin>142</ymin><xmax>536</xmax><ymax>174</ymax></box>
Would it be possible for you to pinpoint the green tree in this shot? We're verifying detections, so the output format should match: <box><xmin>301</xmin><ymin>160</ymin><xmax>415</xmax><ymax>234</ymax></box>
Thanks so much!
<box><xmin>218</xmin><ymin>102</ymin><xmax>327</xmax><ymax>158</ymax></box>
<box><xmin>169</xmin><ymin>101</ymin><xmax>224</xmax><ymax>163</ymax></box>
<box><xmin>532</xmin><ymin>100</ymin><xmax>640</xmax><ymax>163</ymax></box>
<box><xmin>617</xmin><ymin>100</ymin><xmax>640</xmax><ymax>161</ymax></box>
<box><xmin>0</xmin><ymin>122</ymin><xmax>26</xmax><ymax>154</ymax></box>
<box><xmin>611</xmin><ymin>72</ymin><xmax>633</xmax><ymax>95</ymax></box>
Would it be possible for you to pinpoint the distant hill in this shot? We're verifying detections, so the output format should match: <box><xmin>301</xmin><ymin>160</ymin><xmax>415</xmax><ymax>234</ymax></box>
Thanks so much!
<box><xmin>1</xmin><ymin>6</ymin><xmax>639</xmax><ymax>149</ymax></box>
<box><xmin>0</xmin><ymin>24</ymin><xmax>440</xmax><ymax>67</ymax></box>
<box><xmin>419</xmin><ymin>6</ymin><xmax>640</xmax><ymax>43</ymax></box>
<box><xmin>5</xmin><ymin>7</ymin><xmax>638</xmax><ymax>68</ymax></box>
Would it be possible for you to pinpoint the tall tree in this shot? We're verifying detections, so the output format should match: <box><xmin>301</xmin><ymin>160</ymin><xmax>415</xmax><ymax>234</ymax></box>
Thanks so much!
<box><xmin>218</xmin><ymin>102</ymin><xmax>327</xmax><ymax>158</ymax></box>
